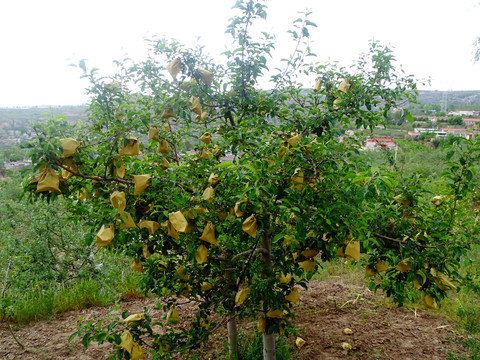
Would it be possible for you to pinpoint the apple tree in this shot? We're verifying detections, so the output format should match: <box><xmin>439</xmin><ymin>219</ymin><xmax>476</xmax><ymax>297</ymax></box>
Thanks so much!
<box><xmin>23</xmin><ymin>1</ymin><xmax>480</xmax><ymax>359</ymax></box>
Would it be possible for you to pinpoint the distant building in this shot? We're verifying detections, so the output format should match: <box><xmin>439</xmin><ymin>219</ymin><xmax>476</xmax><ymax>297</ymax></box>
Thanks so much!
<box><xmin>363</xmin><ymin>137</ymin><xmax>396</xmax><ymax>151</ymax></box>
<box><xmin>463</xmin><ymin>118</ymin><xmax>480</xmax><ymax>126</ymax></box>
<box><xmin>441</xmin><ymin>128</ymin><xmax>474</xmax><ymax>139</ymax></box>
<box><xmin>449</xmin><ymin>111</ymin><xmax>476</xmax><ymax>116</ymax></box>
<box><xmin>408</xmin><ymin>128</ymin><xmax>448</xmax><ymax>138</ymax></box>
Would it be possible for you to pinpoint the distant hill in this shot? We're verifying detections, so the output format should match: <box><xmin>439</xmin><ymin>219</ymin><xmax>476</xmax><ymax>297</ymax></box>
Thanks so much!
<box><xmin>416</xmin><ymin>90</ymin><xmax>480</xmax><ymax>108</ymax></box>
<box><xmin>0</xmin><ymin>105</ymin><xmax>88</xmax><ymax>150</ymax></box>
<box><xmin>0</xmin><ymin>105</ymin><xmax>87</xmax><ymax>132</ymax></box>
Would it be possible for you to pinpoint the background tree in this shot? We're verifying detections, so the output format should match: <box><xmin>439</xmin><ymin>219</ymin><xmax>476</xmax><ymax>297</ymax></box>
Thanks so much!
<box><xmin>448</xmin><ymin>115</ymin><xmax>464</xmax><ymax>126</ymax></box>
<box><xmin>23</xmin><ymin>1</ymin><xmax>480</xmax><ymax>359</ymax></box>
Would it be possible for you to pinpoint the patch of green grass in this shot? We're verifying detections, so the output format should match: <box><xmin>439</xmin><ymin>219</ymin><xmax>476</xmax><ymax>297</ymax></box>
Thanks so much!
<box><xmin>236</xmin><ymin>332</ymin><xmax>291</xmax><ymax>360</ymax></box>
<box><xmin>215</xmin><ymin>331</ymin><xmax>292</xmax><ymax>360</ymax></box>
<box><xmin>448</xmin><ymin>338</ymin><xmax>480</xmax><ymax>360</ymax></box>
<box><xmin>314</xmin><ymin>257</ymin><xmax>365</xmax><ymax>286</ymax></box>
<box><xmin>3</xmin><ymin>272</ymin><xmax>141</xmax><ymax>323</ymax></box>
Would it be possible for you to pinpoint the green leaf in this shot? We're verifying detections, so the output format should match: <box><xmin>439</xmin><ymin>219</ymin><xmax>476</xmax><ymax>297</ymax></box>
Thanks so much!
<box><xmin>273</xmin><ymin>233</ymin><xmax>284</xmax><ymax>244</ymax></box>
<box><xmin>215</xmin><ymin>161</ymin><xmax>234</xmax><ymax>168</ymax></box>
<box><xmin>82</xmin><ymin>333</ymin><xmax>92</xmax><ymax>348</ymax></box>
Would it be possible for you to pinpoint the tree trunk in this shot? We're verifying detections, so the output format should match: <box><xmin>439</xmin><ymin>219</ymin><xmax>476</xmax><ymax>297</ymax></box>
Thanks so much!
<box><xmin>263</xmin><ymin>331</ymin><xmax>276</xmax><ymax>360</ymax></box>
<box><xmin>261</xmin><ymin>232</ymin><xmax>276</xmax><ymax>360</ymax></box>
<box><xmin>227</xmin><ymin>313</ymin><xmax>238</xmax><ymax>359</ymax></box>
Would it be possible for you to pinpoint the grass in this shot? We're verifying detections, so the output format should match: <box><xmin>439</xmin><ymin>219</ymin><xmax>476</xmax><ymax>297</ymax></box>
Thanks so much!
<box><xmin>5</xmin><ymin>272</ymin><xmax>141</xmax><ymax>323</ymax></box>
<box><xmin>216</xmin><ymin>331</ymin><xmax>292</xmax><ymax>360</ymax></box>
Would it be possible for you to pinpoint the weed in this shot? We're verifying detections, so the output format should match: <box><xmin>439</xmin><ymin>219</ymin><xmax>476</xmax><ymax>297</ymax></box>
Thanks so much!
<box><xmin>216</xmin><ymin>331</ymin><xmax>292</xmax><ymax>360</ymax></box>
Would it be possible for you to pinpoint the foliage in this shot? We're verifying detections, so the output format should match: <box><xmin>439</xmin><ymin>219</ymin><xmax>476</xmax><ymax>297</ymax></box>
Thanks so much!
<box><xmin>416</xmin><ymin>132</ymin><xmax>436</xmax><ymax>141</ymax></box>
<box><xmin>448</xmin><ymin>115</ymin><xmax>465</xmax><ymax>126</ymax></box>
<box><xmin>236</xmin><ymin>332</ymin><xmax>291</xmax><ymax>360</ymax></box>
<box><xmin>0</xmin><ymin>171</ymin><xmax>140</xmax><ymax>323</ymax></box>
<box><xmin>21</xmin><ymin>1</ymin><xmax>480</xmax><ymax>359</ymax></box>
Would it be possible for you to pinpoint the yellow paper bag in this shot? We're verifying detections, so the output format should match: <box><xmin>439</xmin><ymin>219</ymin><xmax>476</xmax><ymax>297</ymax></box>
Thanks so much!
<box><xmin>375</xmin><ymin>260</ymin><xmax>388</xmax><ymax>272</ymax></box>
<box><xmin>162</xmin><ymin>107</ymin><xmax>176</xmax><ymax>119</ymax></box>
<box><xmin>113</xmin><ymin>157</ymin><xmax>125</xmax><ymax>178</ymax></box>
<box><xmin>287</xmin><ymin>134</ymin><xmax>300</xmax><ymax>147</ymax></box>
<box><xmin>163</xmin><ymin>121</ymin><xmax>171</xmax><ymax>132</ymax></box>
<box><xmin>169</xmin><ymin>211</ymin><xmax>188</xmax><ymax>233</ymax></box>
<box><xmin>278</xmin><ymin>272</ymin><xmax>292</xmax><ymax>284</ymax></box>
<box><xmin>258</xmin><ymin>317</ymin><xmax>266</xmax><ymax>333</ymax></box>
<box><xmin>120</xmin><ymin>138</ymin><xmax>141</xmax><ymax>156</ymax></box>
<box><xmin>195</xmin><ymin>244</ymin><xmax>207</xmax><ymax>264</ymax></box>
<box><xmin>395</xmin><ymin>259</ymin><xmax>411</xmax><ymax>273</ymax></box>
<box><xmin>131</xmin><ymin>258</ymin><xmax>143</xmax><ymax>272</ymax></box>
<box><xmin>200</xmin><ymin>132</ymin><xmax>211</xmax><ymax>145</ymax></box>
<box><xmin>118</xmin><ymin>211</ymin><xmax>136</xmax><ymax>229</ymax></box>
<box><xmin>132</xmin><ymin>174</ymin><xmax>151</xmax><ymax>195</ymax></box>
<box><xmin>138</xmin><ymin>220</ymin><xmax>160</xmax><ymax>235</ymax></box>
<box><xmin>60</xmin><ymin>138</ymin><xmax>81</xmax><ymax>157</ymax></box>
<box><xmin>291</xmin><ymin>168</ymin><xmax>304</xmax><ymax>190</ymax></box>
<box><xmin>190</xmin><ymin>96</ymin><xmax>202</xmax><ymax>116</ymax></box>
<box><xmin>208</xmin><ymin>173</ymin><xmax>219</xmax><ymax>186</ymax></box>
<box><xmin>431</xmin><ymin>195</ymin><xmax>447</xmax><ymax>206</ymax></box>
<box><xmin>295</xmin><ymin>337</ymin><xmax>306</xmax><ymax>349</ymax></box>
<box><xmin>201</xmin><ymin>282</ymin><xmax>213</xmax><ymax>291</ymax></box>
<box><xmin>197</xmin><ymin>67</ymin><xmax>213</xmax><ymax>86</ymax></box>
<box><xmin>167</xmin><ymin>58</ymin><xmax>181</xmax><ymax>79</ymax></box>
<box><xmin>199</xmin><ymin>147</ymin><xmax>210</xmax><ymax>160</ymax></box>
<box><xmin>77</xmin><ymin>188</ymin><xmax>89</xmax><ymax>200</ymax></box>
<box><xmin>338</xmin><ymin>78</ymin><xmax>350</xmax><ymax>93</ymax></box>
<box><xmin>266</xmin><ymin>309</ymin><xmax>284</xmax><ymax>318</ymax></box>
<box><xmin>166</xmin><ymin>306</ymin><xmax>179</xmax><ymax>323</ymax></box>
<box><xmin>161</xmin><ymin>157</ymin><xmax>171</xmax><ymax>169</ymax></box>
<box><xmin>299</xmin><ymin>259</ymin><xmax>316</xmax><ymax>273</ymax></box>
<box><xmin>333</xmin><ymin>98</ymin><xmax>341</xmax><ymax>109</ymax></box>
<box><xmin>285</xmin><ymin>287</ymin><xmax>299</xmax><ymax>304</ymax></box>
<box><xmin>96</xmin><ymin>224</ymin><xmax>114</xmax><ymax>248</ymax></box>
<box><xmin>117</xmin><ymin>330</ymin><xmax>145</xmax><ymax>360</ymax></box>
<box><xmin>148</xmin><ymin>126</ymin><xmax>159</xmax><ymax>141</ymax></box>
<box><xmin>301</xmin><ymin>248</ymin><xmax>319</xmax><ymax>259</ymax></box>
<box><xmin>196</xmin><ymin>111</ymin><xmax>207</xmax><ymax>121</ymax></box>
<box><xmin>202</xmin><ymin>186</ymin><xmax>215</xmax><ymax>202</ymax></box>
<box><xmin>36</xmin><ymin>169</ymin><xmax>61</xmax><ymax>194</ymax></box>
<box><xmin>166</xmin><ymin>220</ymin><xmax>179</xmax><ymax>239</ymax></box>
<box><xmin>344</xmin><ymin>241</ymin><xmax>360</xmax><ymax>262</ymax></box>
<box><xmin>143</xmin><ymin>244</ymin><xmax>151</xmax><ymax>259</ymax></box>
<box><xmin>242</xmin><ymin>214</ymin><xmax>257</xmax><ymax>238</ymax></box>
<box><xmin>365</xmin><ymin>266</ymin><xmax>375</xmax><ymax>277</ymax></box>
<box><xmin>234</xmin><ymin>197</ymin><xmax>248</xmax><ymax>217</ymax></box>
<box><xmin>110</xmin><ymin>191</ymin><xmax>127</xmax><ymax>211</ymax></box>
<box><xmin>156</xmin><ymin>140</ymin><xmax>169</xmax><ymax>154</ymax></box>
<box><xmin>235</xmin><ymin>288</ymin><xmax>249</xmax><ymax>306</ymax></box>
<box><xmin>199</xmin><ymin>221</ymin><xmax>217</xmax><ymax>245</ymax></box>
<box><xmin>124</xmin><ymin>314</ymin><xmax>145</xmax><ymax>325</ymax></box>
<box><xmin>313</xmin><ymin>78</ymin><xmax>322</xmax><ymax>92</ymax></box>
<box><xmin>60</xmin><ymin>158</ymin><xmax>77</xmax><ymax>181</ymax></box>
<box><xmin>423</xmin><ymin>293</ymin><xmax>437</xmax><ymax>309</ymax></box>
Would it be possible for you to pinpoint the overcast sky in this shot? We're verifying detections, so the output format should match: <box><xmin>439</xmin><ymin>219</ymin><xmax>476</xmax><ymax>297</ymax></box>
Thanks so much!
<box><xmin>0</xmin><ymin>0</ymin><xmax>478</xmax><ymax>107</ymax></box>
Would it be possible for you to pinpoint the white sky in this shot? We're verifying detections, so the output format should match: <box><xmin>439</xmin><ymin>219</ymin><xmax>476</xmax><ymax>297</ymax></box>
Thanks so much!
<box><xmin>0</xmin><ymin>0</ymin><xmax>478</xmax><ymax>107</ymax></box>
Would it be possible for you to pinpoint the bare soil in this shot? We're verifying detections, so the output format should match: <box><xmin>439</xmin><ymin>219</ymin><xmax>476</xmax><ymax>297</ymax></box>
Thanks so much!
<box><xmin>0</xmin><ymin>278</ymin><xmax>467</xmax><ymax>360</ymax></box>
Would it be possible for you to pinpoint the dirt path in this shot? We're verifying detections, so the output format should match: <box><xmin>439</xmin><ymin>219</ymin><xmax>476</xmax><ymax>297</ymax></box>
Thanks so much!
<box><xmin>0</xmin><ymin>279</ymin><xmax>466</xmax><ymax>359</ymax></box>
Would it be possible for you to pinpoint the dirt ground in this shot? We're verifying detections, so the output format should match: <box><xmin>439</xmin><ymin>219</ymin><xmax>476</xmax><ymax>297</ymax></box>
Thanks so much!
<box><xmin>0</xmin><ymin>279</ymin><xmax>468</xmax><ymax>360</ymax></box>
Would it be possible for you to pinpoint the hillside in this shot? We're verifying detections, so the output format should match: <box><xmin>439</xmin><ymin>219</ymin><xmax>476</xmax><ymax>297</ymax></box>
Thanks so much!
<box><xmin>0</xmin><ymin>105</ymin><xmax>87</xmax><ymax>131</ymax></box>
<box><xmin>0</xmin><ymin>105</ymin><xmax>88</xmax><ymax>150</ymax></box>
<box><xmin>417</xmin><ymin>90</ymin><xmax>480</xmax><ymax>107</ymax></box>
